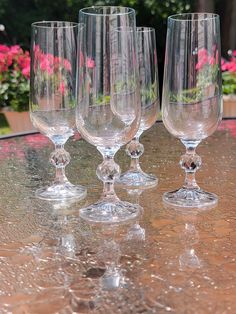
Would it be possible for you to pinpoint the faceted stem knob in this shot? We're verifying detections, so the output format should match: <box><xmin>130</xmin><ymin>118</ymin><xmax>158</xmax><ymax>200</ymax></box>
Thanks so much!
<box><xmin>126</xmin><ymin>139</ymin><xmax>144</xmax><ymax>159</ymax></box>
<box><xmin>96</xmin><ymin>158</ymin><xmax>120</xmax><ymax>183</ymax></box>
<box><xmin>180</xmin><ymin>152</ymin><xmax>201</xmax><ymax>173</ymax></box>
<box><xmin>50</xmin><ymin>148</ymin><xmax>71</xmax><ymax>168</ymax></box>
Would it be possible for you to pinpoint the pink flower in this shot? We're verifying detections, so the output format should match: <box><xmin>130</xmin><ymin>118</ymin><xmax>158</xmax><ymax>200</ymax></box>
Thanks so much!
<box><xmin>208</xmin><ymin>56</ymin><xmax>215</xmax><ymax>66</ymax></box>
<box><xmin>196</xmin><ymin>47</ymin><xmax>219</xmax><ymax>70</ymax></box>
<box><xmin>6</xmin><ymin>54</ymin><xmax>13</xmax><ymax>66</ymax></box>
<box><xmin>79</xmin><ymin>51</ymin><xmax>84</xmax><ymax>67</ymax></box>
<box><xmin>215</xmin><ymin>50</ymin><xmax>219</xmax><ymax>64</ymax></box>
<box><xmin>40</xmin><ymin>58</ymin><xmax>53</xmax><ymax>74</ymax></box>
<box><xmin>10</xmin><ymin>45</ymin><xmax>22</xmax><ymax>55</ymax></box>
<box><xmin>0</xmin><ymin>44</ymin><xmax>9</xmax><ymax>53</ymax></box>
<box><xmin>0</xmin><ymin>53</ymin><xmax>8</xmax><ymax>72</ymax></box>
<box><xmin>196</xmin><ymin>55</ymin><xmax>208</xmax><ymax>70</ymax></box>
<box><xmin>59</xmin><ymin>81</ymin><xmax>66</xmax><ymax>94</ymax></box>
<box><xmin>33</xmin><ymin>44</ymin><xmax>41</xmax><ymax>59</ymax></box>
<box><xmin>18</xmin><ymin>55</ymin><xmax>29</xmax><ymax>69</ymax></box>
<box><xmin>233</xmin><ymin>50</ymin><xmax>236</xmax><ymax>57</ymax></box>
<box><xmin>44</xmin><ymin>53</ymin><xmax>54</xmax><ymax>64</ymax></box>
<box><xmin>221</xmin><ymin>59</ymin><xmax>228</xmax><ymax>71</ymax></box>
<box><xmin>222</xmin><ymin>60</ymin><xmax>236</xmax><ymax>72</ymax></box>
<box><xmin>63</xmin><ymin>59</ymin><xmax>72</xmax><ymax>72</ymax></box>
<box><xmin>22</xmin><ymin>65</ymin><xmax>30</xmax><ymax>78</ymax></box>
<box><xmin>198</xmin><ymin>48</ymin><xmax>208</xmax><ymax>59</ymax></box>
<box><xmin>53</xmin><ymin>56</ymin><xmax>61</xmax><ymax>71</ymax></box>
<box><xmin>0</xmin><ymin>52</ymin><xmax>5</xmax><ymax>60</ymax></box>
<box><xmin>228</xmin><ymin>63</ymin><xmax>236</xmax><ymax>72</ymax></box>
<box><xmin>221</xmin><ymin>52</ymin><xmax>236</xmax><ymax>72</ymax></box>
<box><xmin>87</xmin><ymin>57</ymin><xmax>95</xmax><ymax>69</ymax></box>
<box><xmin>196</xmin><ymin>61</ymin><xmax>203</xmax><ymax>70</ymax></box>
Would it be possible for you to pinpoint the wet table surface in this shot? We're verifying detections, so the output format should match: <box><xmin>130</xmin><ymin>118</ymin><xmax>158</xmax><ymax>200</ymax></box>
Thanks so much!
<box><xmin>0</xmin><ymin>120</ymin><xmax>235</xmax><ymax>313</ymax></box>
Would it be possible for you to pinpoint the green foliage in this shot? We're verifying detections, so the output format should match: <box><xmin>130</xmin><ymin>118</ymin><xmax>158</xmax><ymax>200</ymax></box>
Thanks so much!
<box><xmin>141</xmin><ymin>83</ymin><xmax>157</xmax><ymax>103</ymax></box>
<box><xmin>222</xmin><ymin>72</ymin><xmax>236</xmax><ymax>95</ymax></box>
<box><xmin>94</xmin><ymin>95</ymin><xmax>111</xmax><ymax>105</ymax></box>
<box><xmin>170</xmin><ymin>87</ymin><xmax>202</xmax><ymax>104</ymax></box>
<box><xmin>0</xmin><ymin>70</ymin><xmax>29</xmax><ymax>112</ymax></box>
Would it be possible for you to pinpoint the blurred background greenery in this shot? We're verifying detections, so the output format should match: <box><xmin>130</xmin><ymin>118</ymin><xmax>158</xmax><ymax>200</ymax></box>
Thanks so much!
<box><xmin>0</xmin><ymin>0</ymin><xmax>235</xmax><ymax>79</ymax></box>
<box><xmin>0</xmin><ymin>0</ymin><xmax>235</xmax><ymax>134</ymax></box>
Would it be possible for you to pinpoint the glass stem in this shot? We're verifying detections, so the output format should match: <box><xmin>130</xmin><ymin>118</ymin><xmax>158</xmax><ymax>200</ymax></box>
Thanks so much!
<box><xmin>96</xmin><ymin>152</ymin><xmax>120</xmax><ymax>201</ymax></box>
<box><xmin>130</xmin><ymin>158</ymin><xmax>141</xmax><ymax>172</ymax></box>
<box><xmin>55</xmin><ymin>167</ymin><xmax>67</xmax><ymax>184</ymax></box>
<box><xmin>180</xmin><ymin>144</ymin><xmax>202</xmax><ymax>190</ymax></box>
<box><xmin>50</xmin><ymin>143</ymin><xmax>71</xmax><ymax>185</ymax></box>
<box><xmin>126</xmin><ymin>136</ymin><xmax>144</xmax><ymax>172</ymax></box>
<box><xmin>184</xmin><ymin>172</ymin><xmax>198</xmax><ymax>189</ymax></box>
<box><xmin>103</xmin><ymin>180</ymin><xmax>116</xmax><ymax>199</ymax></box>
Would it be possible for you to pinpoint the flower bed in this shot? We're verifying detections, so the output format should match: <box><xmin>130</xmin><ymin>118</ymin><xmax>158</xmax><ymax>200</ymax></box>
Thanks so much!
<box><xmin>0</xmin><ymin>44</ymin><xmax>30</xmax><ymax>112</ymax></box>
<box><xmin>221</xmin><ymin>50</ymin><xmax>236</xmax><ymax>117</ymax></box>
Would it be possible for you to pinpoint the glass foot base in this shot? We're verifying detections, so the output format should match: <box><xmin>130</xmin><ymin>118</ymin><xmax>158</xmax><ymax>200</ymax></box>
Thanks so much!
<box><xmin>80</xmin><ymin>198</ymin><xmax>142</xmax><ymax>223</ymax></box>
<box><xmin>117</xmin><ymin>170</ymin><xmax>158</xmax><ymax>188</ymax></box>
<box><xmin>35</xmin><ymin>182</ymin><xmax>87</xmax><ymax>201</ymax></box>
<box><xmin>163</xmin><ymin>188</ymin><xmax>218</xmax><ymax>209</ymax></box>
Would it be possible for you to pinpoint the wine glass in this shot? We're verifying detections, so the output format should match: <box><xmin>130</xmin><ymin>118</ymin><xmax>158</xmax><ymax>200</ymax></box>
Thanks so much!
<box><xmin>76</xmin><ymin>6</ymin><xmax>141</xmax><ymax>223</ymax></box>
<box><xmin>118</xmin><ymin>27</ymin><xmax>160</xmax><ymax>188</ymax></box>
<box><xmin>30</xmin><ymin>21</ymin><xmax>87</xmax><ymax>201</ymax></box>
<box><xmin>162</xmin><ymin>13</ymin><xmax>222</xmax><ymax>208</ymax></box>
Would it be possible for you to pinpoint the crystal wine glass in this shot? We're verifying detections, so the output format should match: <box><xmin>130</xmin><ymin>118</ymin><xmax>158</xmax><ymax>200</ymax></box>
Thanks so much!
<box><xmin>162</xmin><ymin>13</ymin><xmax>222</xmax><ymax>208</ymax></box>
<box><xmin>30</xmin><ymin>21</ymin><xmax>87</xmax><ymax>201</ymax></box>
<box><xmin>118</xmin><ymin>27</ymin><xmax>160</xmax><ymax>188</ymax></box>
<box><xmin>76</xmin><ymin>7</ymin><xmax>141</xmax><ymax>223</ymax></box>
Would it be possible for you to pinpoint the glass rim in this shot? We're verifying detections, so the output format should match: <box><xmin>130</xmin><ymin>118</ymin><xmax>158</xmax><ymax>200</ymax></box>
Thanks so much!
<box><xmin>79</xmin><ymin>6</ymin><xmax>135</xmax><ymax>17</ymax></box>
<box><xmin>168</xmin><ymin>12</ymin><xmax>219</xmax><ymax>22</ymax></box>
<box><xmin>137</xmin><ymin>27</ymin><xmax>155</xmax><ymax>33</ymax></box>
<box><xmin>31</xmin><ymin>21</ymin><xmax>78</xmax><ymax>29</ymax></box>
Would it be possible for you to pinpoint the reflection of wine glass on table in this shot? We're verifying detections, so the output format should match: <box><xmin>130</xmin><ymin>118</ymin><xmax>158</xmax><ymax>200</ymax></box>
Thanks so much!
<box><xmin>97</xmin><ymin>239</ymin><xmax>124</xmax><ymax>290</ymax></box>
<box><xmin>120</xmin><ymin>187</ymin><xmax>146</xmax><ymax>243</ymax></box>
<box><xmin>162</xmin><ymin>13</ymin><xmax>222</xmax><ymax>208</ymax></box>
<box><xmin>179</xmin><ymin>223</ymin><xmax>201</xmax><ymax>270</ymax></box>
<box><xmin>76</xmin><ymin>7</ymin><xmax>141</xmax><ymax>223</ymax></box>
<box><xmin>118</xmin><ymin>27</ymin><xmax>160</xmax><ymax>188</ymax></box>
<box><xmin>30</xmin><ymin>21</ymin><xmax>87</xmax><ymax>201</ymax></box>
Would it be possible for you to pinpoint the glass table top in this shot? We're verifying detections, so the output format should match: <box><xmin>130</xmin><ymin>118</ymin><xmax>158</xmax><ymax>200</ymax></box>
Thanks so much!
<box><xmin>0</xmin><ymin>120</ymin><xmax>235</xmax><ymax>313</ymax></box>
